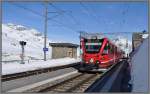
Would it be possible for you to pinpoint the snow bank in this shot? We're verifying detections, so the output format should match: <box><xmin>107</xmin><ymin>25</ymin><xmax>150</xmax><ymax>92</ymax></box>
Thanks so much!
<box><xmin>2</xmin><ymin>57</ymin><xmax>81</xmax><ymax>75</ymax></box>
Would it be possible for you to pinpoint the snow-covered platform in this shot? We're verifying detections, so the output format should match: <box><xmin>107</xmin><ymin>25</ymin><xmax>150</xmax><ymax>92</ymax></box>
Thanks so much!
<box><xmin>130</xmin><ymin>38</ymin><xmax>149</xmax><ymax>92</ymax></box>
<box><xmin>2</xmin><ymin>57</ymin><xmax>81</xmax><ymax>75</ymax></box>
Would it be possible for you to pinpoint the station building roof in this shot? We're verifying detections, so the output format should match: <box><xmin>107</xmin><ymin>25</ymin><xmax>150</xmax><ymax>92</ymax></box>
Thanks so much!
<box><xmin>49</xmin><ymin>43</ymin><xmax>79</xmax><ymax>48</ymax></box>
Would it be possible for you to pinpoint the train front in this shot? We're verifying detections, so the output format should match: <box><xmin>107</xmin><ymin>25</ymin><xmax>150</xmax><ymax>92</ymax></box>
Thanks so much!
<box><xmin>79</xmin><ymin>37</ymin><xmax>103</xmax><ymax>72</ymax></box>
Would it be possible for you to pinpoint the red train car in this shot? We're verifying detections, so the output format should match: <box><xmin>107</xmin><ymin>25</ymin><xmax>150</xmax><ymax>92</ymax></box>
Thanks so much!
<box><xmin>79</xmin><ymin>35</ymin><xmax>125</xmax><ymax>72</ymax></box>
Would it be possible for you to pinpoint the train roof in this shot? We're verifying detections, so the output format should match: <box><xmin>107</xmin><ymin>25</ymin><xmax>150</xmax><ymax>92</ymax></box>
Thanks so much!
<box><xmin>80</xmin><ymin>32</ymin><xmax>105</xmax><ymax>39</ymax></box>
<box><xmin>80</xmin><ymin>33</ymin><xmax>123</xmax><ymax>51</ymax></box>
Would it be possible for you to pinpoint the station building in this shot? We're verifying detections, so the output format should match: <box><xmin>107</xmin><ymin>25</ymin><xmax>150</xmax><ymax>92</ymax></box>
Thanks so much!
<box><xmin>132</xmin><ymin>31</ymin><xmax>148</xmax><ymax>51</ymax></box>
<box><xmin>49</xmin><ymin>43</ymin><xmax>79</xmax><ymax>59</ymax></box>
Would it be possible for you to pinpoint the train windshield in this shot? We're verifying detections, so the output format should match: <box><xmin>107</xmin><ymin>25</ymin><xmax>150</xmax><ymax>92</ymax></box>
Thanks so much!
<box><xmin>85</xmin><ymin>39</ymin><xmax>103</xmax><ymax>53</ymax></box>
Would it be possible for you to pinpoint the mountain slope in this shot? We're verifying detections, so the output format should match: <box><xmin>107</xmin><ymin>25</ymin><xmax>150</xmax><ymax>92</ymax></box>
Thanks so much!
<box><xmin>2</xmin><ymin>23</ymin><xmax>53</xmax><ymax>61</ymax></box>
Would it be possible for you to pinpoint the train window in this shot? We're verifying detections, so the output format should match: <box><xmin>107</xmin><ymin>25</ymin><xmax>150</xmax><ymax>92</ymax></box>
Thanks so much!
<box><xmin>85</xmin><ymin>39</ymin><xmax>103</xmax><ymax>53</ymax></box>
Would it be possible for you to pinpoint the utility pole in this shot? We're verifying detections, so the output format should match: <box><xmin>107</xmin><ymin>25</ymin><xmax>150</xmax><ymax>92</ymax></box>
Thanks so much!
<box><xmin>43</xmin><ymin>2</ymin><xmax>68</xmax><ymax>61</ymax></box>
<box><xmin>44</xmin><ymin>2</ymin><xmax>48</xmax><ymax>61</ymax></box>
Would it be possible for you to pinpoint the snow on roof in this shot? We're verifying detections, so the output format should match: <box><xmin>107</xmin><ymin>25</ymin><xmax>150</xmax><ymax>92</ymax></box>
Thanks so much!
<box><xmin>142</xmin><ymin>34</ymin><xmax>149</xmax><ymax>39</ymax></box>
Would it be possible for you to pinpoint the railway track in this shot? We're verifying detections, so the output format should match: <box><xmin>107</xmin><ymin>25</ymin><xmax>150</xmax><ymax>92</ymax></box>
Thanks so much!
<box><xmin>37</xmin><ymin>73</ymin><xmax>101</xmax><ymax>93</ymax></box>
<box><xmin>2</xmin><ymin>63</ymin><xmax>80</xmax><ymax>82</ymax></box>
<box><xmin>20</xmin><ymin>60</ymin><xmax>126</xmax><ymax>93</ymax></box>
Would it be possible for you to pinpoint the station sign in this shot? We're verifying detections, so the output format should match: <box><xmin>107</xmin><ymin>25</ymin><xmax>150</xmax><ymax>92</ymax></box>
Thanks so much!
<box><xmin>43</xmin><ymin>48</ymin><xmax>48</xmax><ymax>51</ymax></box>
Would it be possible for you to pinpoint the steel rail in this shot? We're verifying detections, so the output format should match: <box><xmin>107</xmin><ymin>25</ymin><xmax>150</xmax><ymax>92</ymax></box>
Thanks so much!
<box><xmin>38</xmin><ymin>73</ymin><xmax>101</xmax><ymax>93</ymax></box>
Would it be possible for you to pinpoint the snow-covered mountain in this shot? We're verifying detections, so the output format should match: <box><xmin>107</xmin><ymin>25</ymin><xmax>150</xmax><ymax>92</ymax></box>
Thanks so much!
<box><xmin>2</xmin><ymin>23</ymin><xmax>53</xmax><ymax>61</ymax></box>
<box><xmin>112</xmin><ymin>36</ymin><xmax>132</xmax><ymax>56</ymax></box>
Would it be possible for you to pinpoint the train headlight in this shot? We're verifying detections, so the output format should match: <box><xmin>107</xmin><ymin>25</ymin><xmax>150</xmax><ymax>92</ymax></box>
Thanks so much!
<box><xmin>96</xmin><ymin>61</ymin><xmax>99</xmax><ymax>64</ymax></box>
<box><xmin>90</xmin><ymin>58</ymin><xmax>94</xmax><ymax>63</ymax></box>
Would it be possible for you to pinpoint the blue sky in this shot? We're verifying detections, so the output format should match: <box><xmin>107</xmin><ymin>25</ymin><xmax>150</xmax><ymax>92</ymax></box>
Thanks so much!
<box><xmin>2</xmin><ymin>2</ymin><xmax>148</xmax><ymax>44</ymax></box>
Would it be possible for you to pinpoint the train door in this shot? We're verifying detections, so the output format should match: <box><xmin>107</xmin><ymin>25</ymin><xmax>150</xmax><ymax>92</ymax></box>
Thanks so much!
<box><xmin>109</xmin><ymin>44</ymin><xmax>116</xmax><ymax>64</ymax></box>
<box><xmin>80</xmin><ymin>38</ymin><xmax>85</xmax><ymax>60</ymax></box>
<box><xmin>113</xmin><ymin>46</ymin><xmax>117</xmax><ymax>63</ymax></box>
<box><xmin>101</xmin><ymin>42</ymin><xmax>111</xmax><ymax>65</ymax></box>
<box><xmin>109</xmin><ymin>44</ymin><xmax>113</xmax><ymax>55</ymax></box>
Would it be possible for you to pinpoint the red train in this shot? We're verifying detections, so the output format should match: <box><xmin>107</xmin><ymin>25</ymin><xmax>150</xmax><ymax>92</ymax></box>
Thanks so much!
<box><xmin>79</xmin><ymin>35</ymin><xmax>125</xmax><ymax>72</ymax></box>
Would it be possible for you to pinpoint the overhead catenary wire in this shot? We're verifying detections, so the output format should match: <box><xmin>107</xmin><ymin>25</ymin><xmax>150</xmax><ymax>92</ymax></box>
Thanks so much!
<box><xmin>49</xmin><ymin>3</ymin><xmax>83</xmax><ymax>31</ymax></box>
<box><xmin>9</xmin><ymin>2</ymin><xmax>134</xmax><ymax>39</ymax></box>
<box><xmin>79</xmin><ymin>2</ymin><xmax>102</xmax><ymax>26</ymax></box>
<box><xmin>10</xmin><ymin>2</ymin><xmax>63</xmax><ymax>20</ymax></box>
<box><xmin>81</xmin><ymin>31</ymin><xmax>135</xmax><ymax>35</ymax></box>
<box><xmin>11</xmin><ymin>2</ymin><xmax>44</xmax><ymax>17</ymax></box>
<box><xmin>119</xmin><ymin>5</ymin><xmax>129</xmax><ymax>29</ymax></box>
<box><xmin>44</xmin><ymin>4</ymin><xmax>79</xmax><ymax>33</ymax></box>
<box><xmin>10</xmin><ymin>2</ymin><xmax>80</xmax><ymax>34</ymax></box>
<box><xmin>50</xmin><ymin>19</ymin><xmax>81</xmax><ymax>34</ymax></box>
<box><xmin>49</xmin><ymin>2</ymin><xmax>97</xmax><ymax>34</ymax></box>
<box><xmin>80</xmin><ymin>3</ymin><xmax>132</xmax><ymax>36</ymax></box>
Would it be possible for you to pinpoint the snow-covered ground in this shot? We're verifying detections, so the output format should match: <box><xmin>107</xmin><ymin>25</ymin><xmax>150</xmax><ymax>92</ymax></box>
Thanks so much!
<box><xmin>131</xmin><ymin>38</ymin><xmax>149</xmax><ymax>92</ymax></box>
<box><xmin>2</xmin><ymin>57</ymin><xmax>81</xmax><ymax>75</ymax></box>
